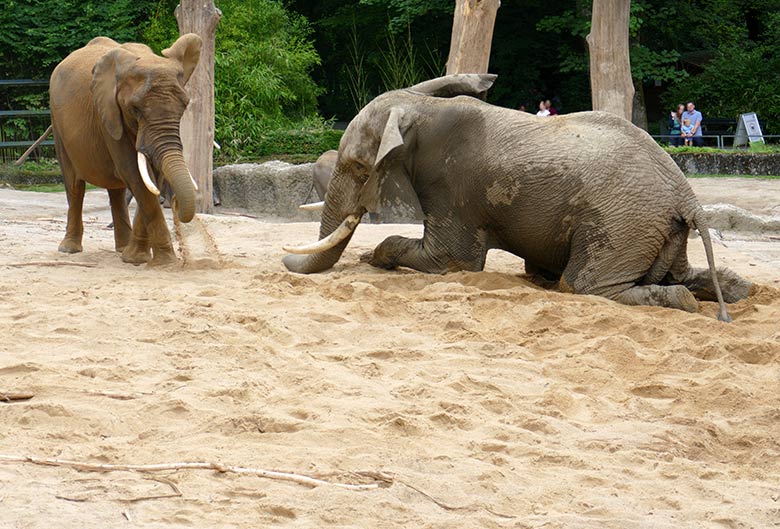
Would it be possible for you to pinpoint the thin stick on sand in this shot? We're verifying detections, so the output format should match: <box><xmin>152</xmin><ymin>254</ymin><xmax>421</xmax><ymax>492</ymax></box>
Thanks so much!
<box><xmin>0</xmin><ymin>393</ymin><xmax>34</xmax><ymax>402</ymax></box>
<box><xmin>0</xmin><ymin>454</ymin><xmax>384</xmax><ymax>491</ymax></box>
<box><xmin>2</xmin><ymin>261</ymin><xmax>97</xmax><ymax>268</ymax></box>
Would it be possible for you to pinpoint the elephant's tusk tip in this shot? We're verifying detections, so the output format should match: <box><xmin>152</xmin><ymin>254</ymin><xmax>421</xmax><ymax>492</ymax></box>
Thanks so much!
<box><xmin>187</xmin><ymin>169</ymin><xmax>199</xmax><ymax>192</ymax></box>
<box><xmin>137</xmin><ymin>151</ymin><xmax>161</xmax><ymax>196</ymax></box>
<box><xmin>299</xmin><ymin>201</ymin><xmax>325</xmax><ymax>212</ymax></box>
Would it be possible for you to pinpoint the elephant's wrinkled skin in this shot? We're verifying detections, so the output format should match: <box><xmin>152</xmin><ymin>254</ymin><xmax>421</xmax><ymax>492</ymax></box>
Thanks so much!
<box><xmin>283</xmin><ymin>74</ymin><xmax>751</xmax><ymax>321</ymax></box>
<box><xmin>50</xmin><ymin>35</ymin><xmax>201</xmax><ymax>265</ymax></box>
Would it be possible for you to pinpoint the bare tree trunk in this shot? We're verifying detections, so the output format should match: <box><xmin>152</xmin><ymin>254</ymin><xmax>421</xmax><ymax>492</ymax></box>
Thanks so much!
<box><xmin>586</xmin><ymin>0</ymin><xmax>634</xmax><ymax>121</ymax></box>
<box><xmin>446</xmin><ymin>0</ymin><xmax>501</xmax><ymax>75</ymax></box>
<box><xmin>632</xmin><ymin>78</ymin><xmax>648</xmax><ymax>130</ymax></box>
<box><xmin>175</xmin><ymin>1</ymin><xmax>221</xmax><ymax>214</ymax></box>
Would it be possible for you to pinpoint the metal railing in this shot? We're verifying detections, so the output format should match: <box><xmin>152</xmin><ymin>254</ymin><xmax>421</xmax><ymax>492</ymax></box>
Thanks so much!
<box><xmin>0</xmin><ymin>80</ymin><xmax>51</xmax><ymax>163</ymax></box>
<box><xmin>652</xmin><ymin>134</ymin><xmax>780</xmax><ymax>149</ymax></box>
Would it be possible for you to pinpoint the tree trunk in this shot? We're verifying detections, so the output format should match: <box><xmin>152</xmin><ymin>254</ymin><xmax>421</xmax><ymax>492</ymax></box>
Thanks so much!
<box><xmin>631</xmin><ymin>78</ymin><xmax>648</xmax><ymax>130</ymax></box>
<box><xmin>175</xmin><ymin>1</ymin><xmax>221</xmax><ymax>214</ymax></box>
<box><xmin>446</xmin><ymin>0</ymin><xmax>501</xmax><ymax>75</ymax></box>
<box><xmin>585</xmin><ymin>0</ymin><xmax>634</xmax><ymax>121</ymax></box>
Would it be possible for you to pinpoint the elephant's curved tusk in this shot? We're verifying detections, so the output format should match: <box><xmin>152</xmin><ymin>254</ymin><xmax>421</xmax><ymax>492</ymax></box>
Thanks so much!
<box><xmin>137</xmin><ymin>152</ymin><xmax>160</xmax><ymax>196</ymax></box>
<box><xmin>299</xmin><ymin>201</ymin><xmax>325</xmax><ymax>212</ymax></box>
<box><xmin>187</xmin><ymin>169</ymin><xmax>199</xmax><ymax>192</ymax></box>
<box><xmin>283</xmin><ymin>214</ymin><xmax>361</xmax><ymax>254</ymax></box>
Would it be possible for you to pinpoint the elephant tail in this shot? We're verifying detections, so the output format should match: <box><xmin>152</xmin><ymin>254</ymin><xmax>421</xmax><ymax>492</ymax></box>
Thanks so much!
<box><xmin>687</xmin><ymin>208</ymin><xmax>732</xmax><ymax>322</ymax></box>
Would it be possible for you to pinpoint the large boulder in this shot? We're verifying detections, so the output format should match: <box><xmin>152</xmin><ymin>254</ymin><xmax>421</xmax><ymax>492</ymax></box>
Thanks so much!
<box><xmin>213</xmin><ymin>160</ymin><xmax>423</xmax><ymax>223</ymax></box>
<box><xmin>214</xmin><ymin>161</ymin><xmax>319</xmax><ymax>221</ymax></box>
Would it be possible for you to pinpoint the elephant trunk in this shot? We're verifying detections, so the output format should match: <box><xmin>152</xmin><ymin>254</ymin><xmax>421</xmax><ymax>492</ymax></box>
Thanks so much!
<box><xmin>160</xmin><ymin>151</ymin><xmax>197</xmax><ymax>223</ymax></box>
<box><xmin>282</xmin><ymin>170</ymin><xmax>362</xmax><ymax>273</ymax></box>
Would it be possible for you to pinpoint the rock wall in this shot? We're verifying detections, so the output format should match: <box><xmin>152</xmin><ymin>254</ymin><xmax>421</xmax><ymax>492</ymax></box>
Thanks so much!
<box><xmin>670</xmin><ymin>153</ymin><xmax>780</xmax><ymax>176</ymax></box>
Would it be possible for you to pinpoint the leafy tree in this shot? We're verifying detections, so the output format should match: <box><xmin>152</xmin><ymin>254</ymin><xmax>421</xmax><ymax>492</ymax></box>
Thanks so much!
<box><xmin>143</xmin><ymin>0</ymin><xmax>326</xmax><ymax>158</ymax></box>
<box><xmin>0</xmin><ymin>0</ymin><xmax>156</xmax><ymax>79</ymax></box>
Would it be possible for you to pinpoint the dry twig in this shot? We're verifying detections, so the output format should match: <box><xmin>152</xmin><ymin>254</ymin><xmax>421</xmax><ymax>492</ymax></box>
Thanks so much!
<box><xmin>2</xmin><ymin>261</ymin><xmax>97</xmax><ymax>269</ymax></box>
<box><xmin>0</xmin><ymin>393</ymin><xmax>34</xmax><ymax>403</ymax></box>
<box><xmin>84</xmin><ymin>390</ymin><xmax>143</xmax><ymax>401</ymax></box>
<box><xmin>0</xmin><ymin>454</ymin><xmax>381</xmax><ymax>491</ymax></box>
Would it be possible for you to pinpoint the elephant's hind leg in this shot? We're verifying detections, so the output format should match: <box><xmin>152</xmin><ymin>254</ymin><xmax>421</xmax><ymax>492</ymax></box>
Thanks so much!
<box><xmin>663</xmin><ymin>233</ymin><xmax>752</xmax><ymax>303</ymax></box>
<box><xmin>614</xmin><ymin>284</ymin><xmax>699</xmax><ymax>312</ymax></box>
<box><xmin>108</xmin><ymin>188</ymin><xmax>132</xmax><ymax>252</ymax></box>
<box><xmin>673</xmin><ymin>266</ymin><xmax>752</xmax><ymax>303</ymax></box>
<box><xmin>560</xmin><ymin>231</ymin><xmax>697</xmax><ymax>312</ymax></box>
<box><xmin>56</xmin><ymin>141</ymin><xmax>85</xmax><ymax>254</ymax></box>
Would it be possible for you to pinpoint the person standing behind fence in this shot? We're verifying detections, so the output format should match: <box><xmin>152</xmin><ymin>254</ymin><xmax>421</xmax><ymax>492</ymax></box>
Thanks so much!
<box><xmin>683</xmin><ymin>101</ymin><xmax>704</xmax><ymax>147</ymax></box>
<box><xmin>668</xmin><ymin>104</ymin><xmax>684</xmax><ymax>146</ymax></box>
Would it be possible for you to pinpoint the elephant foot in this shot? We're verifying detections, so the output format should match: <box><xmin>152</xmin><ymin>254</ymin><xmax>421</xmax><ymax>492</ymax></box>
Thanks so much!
<box><xmin>58</xmin><ymin>238</ymin><xmax>83</xmax><ymax>254</ymax></box>
<box><xmin>121</xmin><ymin>246</ymin><xmax>151</xmax><ymax>265</ymax></box>
<box><xmin>616</xmin><ymin>284</ymin><xmax>699</xmax><ymax>313</ymax></box>
<box><xmin>359</xmin><ymin>249</ymin><xmax>395</xmax><ymax>270</ymax></box>
<box><xmin>115</xmin><ymin>237</ymin><xmax>131</xmax><ymax>253</ymax></box>
<box><xmin>148</xmin><ymin>248</ymin><xmax>178</xmax><ymax>267</ymax></box>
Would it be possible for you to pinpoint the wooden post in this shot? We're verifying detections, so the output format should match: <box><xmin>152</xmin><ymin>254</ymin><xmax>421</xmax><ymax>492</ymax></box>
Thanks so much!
<box><xmin>446</xmin><ymin>0</ymin><xmax>501</xmax><ymax>75</ymax></box>
<box><xmin>586</xmin><ymin>0</ymin><xmax>634</xmax><ymax>121</ymax></box>
<box><xmin>175</xmin><ymin>1</ymin><xmax>221</xmax><ymax>214</ymax></box>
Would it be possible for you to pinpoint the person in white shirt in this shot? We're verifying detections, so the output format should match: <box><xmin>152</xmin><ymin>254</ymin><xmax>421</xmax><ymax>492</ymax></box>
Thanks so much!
<box><xmin>536</xmin><ymin>101</ymin><xmax>550</xmax><ymax>117</ymax></box>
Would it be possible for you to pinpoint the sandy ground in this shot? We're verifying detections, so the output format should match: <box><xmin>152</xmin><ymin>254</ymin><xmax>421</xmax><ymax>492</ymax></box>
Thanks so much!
<box><xmin>1</xmin><ymin>178</ymin><xmax>779</xmax><ymax>529</ymax></box>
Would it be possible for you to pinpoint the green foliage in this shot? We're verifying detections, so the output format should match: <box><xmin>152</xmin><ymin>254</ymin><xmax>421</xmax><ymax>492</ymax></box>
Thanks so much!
<box><xmin>359</xmin><ymin>0</ymin><xmax>452</xmax><ymax>34</ymax></box>
<box><xmin>254</xmin><ymin>127</ymin><xmax>343</xmax><ymax>157</ymax></box>
<box><xmin>663</xmin><ymin>27</ymin><xmax>780</xmax><ymax>134</ymax></box>
<box><xmin>143</xmin><ymin>0</ymin><xmax>327</xmax><ymax>159</ymax></box>
<box><xmin>0</xmin><ymin>0</ymin><xmax>156</xmax><ymax>79</ymax></box>
<box><xmin>213</xmin><ymin>0</ymin><xmax>325</xmax><ymax>158</ymax></box>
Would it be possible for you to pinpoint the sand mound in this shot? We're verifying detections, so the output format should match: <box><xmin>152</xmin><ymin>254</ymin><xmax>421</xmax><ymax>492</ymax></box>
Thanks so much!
<box><xmin>1</xmin><ymin>187</ymin><xmax>779</xmax><ymax>528</ymax></box>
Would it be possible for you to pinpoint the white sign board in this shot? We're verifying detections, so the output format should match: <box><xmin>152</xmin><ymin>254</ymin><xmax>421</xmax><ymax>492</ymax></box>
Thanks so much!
<box><xmin>734</xmin><ymin>112</ymin><xmax>764</xmax><ymax>147</ymax></box>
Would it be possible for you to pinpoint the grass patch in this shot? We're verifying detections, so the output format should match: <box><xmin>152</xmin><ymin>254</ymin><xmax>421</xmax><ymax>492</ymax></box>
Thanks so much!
<box><xmin>665</xmin><ymin>144</ymin><xmax>780</xmax><ymax>154</ymax></box>
<box><xmin>7</xmin><ymin>183</ymin><xmax>100</xmax><ymax>192</ymax></box>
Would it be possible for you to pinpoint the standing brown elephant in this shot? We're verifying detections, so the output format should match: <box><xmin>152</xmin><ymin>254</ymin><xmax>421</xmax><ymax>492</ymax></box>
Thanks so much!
<box><xmin>49</xmin><ymin>35</ymin><xmax>201</xmax><ymax>265</ymax></box>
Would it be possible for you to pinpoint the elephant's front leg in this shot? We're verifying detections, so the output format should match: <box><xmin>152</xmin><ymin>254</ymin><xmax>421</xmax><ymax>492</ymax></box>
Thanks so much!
<box><xmin>143</xmin><ymin>201</ymin><xmax>177</xmax><ymax>267</ymax></box>
<box><xmin>122</xmin><ymin>208</ymin><xmax>151</xmax><ymax>264</ymax></box>
<box><xmin>362</xmin><ymin>225</ymin><xmax>487</xmax><ymax>274</ymax></box>
<box><xmin>362</xmin><ymin>235</ymin><xmax>449</xmax><ymax>273</ymax></box>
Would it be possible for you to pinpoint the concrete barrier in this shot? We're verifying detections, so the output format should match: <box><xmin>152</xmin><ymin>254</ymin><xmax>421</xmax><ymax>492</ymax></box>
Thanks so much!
<box><xmin>670</xmin><ymin>153</ymin><xmax>780</xmax><ymax>176</ymax></box>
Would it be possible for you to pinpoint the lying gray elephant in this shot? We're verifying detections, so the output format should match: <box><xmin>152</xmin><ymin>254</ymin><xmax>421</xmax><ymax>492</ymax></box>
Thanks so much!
<box><xmin>283</xmin><ymin>74</ymin><xmax>751</xmax><ymax>321</ymax></box>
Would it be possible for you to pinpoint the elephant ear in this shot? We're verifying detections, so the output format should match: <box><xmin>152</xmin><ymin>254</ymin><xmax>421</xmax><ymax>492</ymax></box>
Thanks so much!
<box><xmin>408</xmin><ymin>74</ymin><xmax>496</xmax><ymax>98</ymax></box>
<box><xmin>162</xmin><ymin>33</ymin><xmax>202</xmax><ymax>86</ymax></box>
<box><xmin>374</xmin><ymin>107</ymin><xmax>405</xmax><ymax>168</ymax></box>
<box><xmin>91</xmin><ymin>48</ymin><xmax>138</xmax><ymax>142</ymax></box>
<box><xmin>359</xmin><ymin>107</ymin><xmax>406</xmax><ymax>212</ymax></box>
